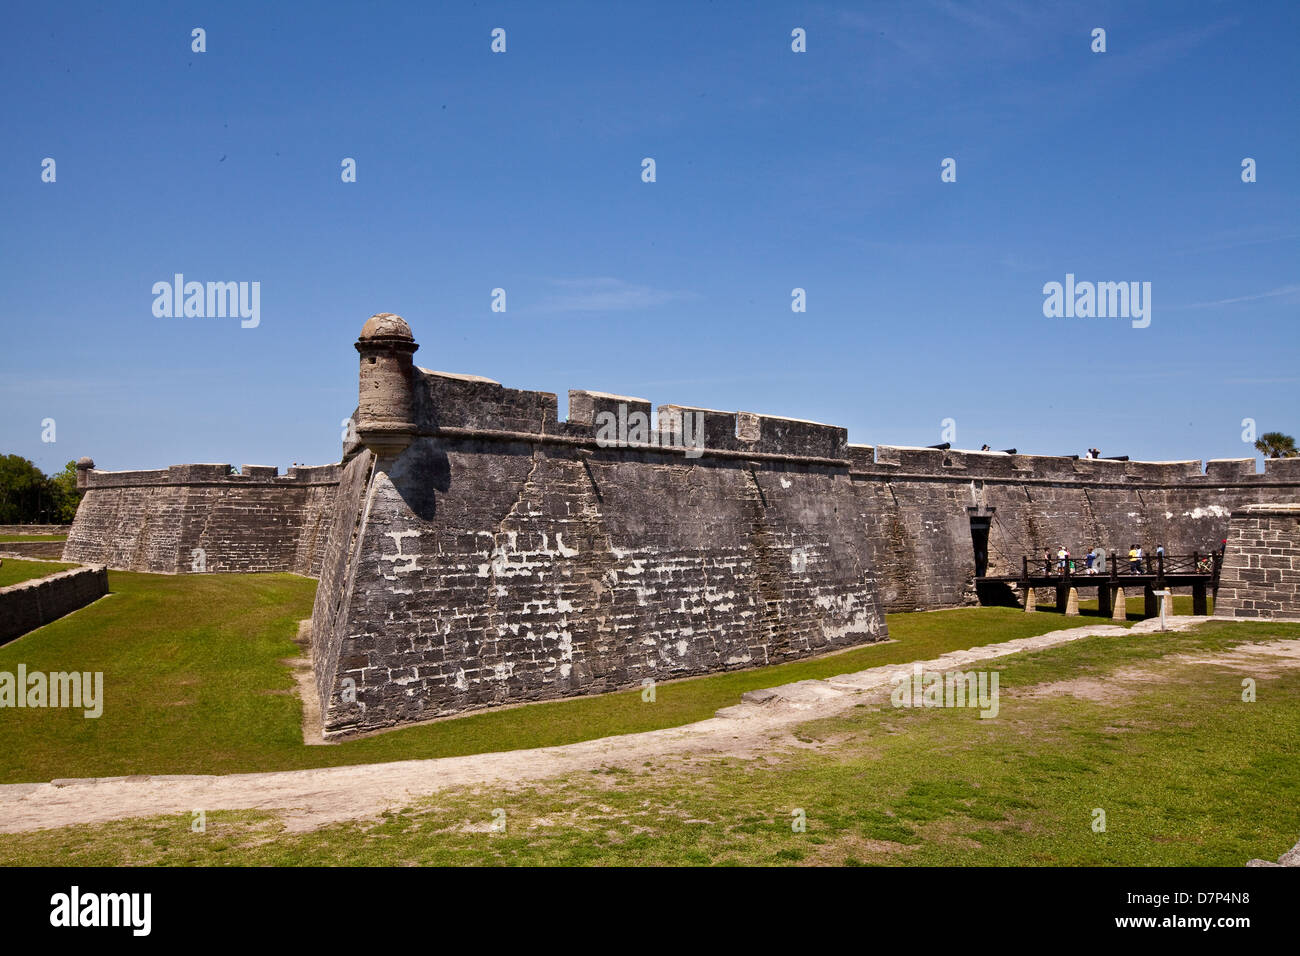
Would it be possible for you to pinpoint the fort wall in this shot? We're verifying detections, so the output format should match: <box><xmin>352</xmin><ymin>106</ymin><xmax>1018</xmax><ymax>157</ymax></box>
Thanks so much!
<box><xmin>0</xmin><ymin>525</ymin><xmax>67</xmax><ymax>535</ymax></box>
<box><xmin>62</xmin><ymin>464</ymin><xmax>340</xmax><ymax>574</ymax></box>
<box><xmin>57</xmin><ymin>313</ymin><xmax>1300</xmax><ymax>735</ymax></box>
<box><xmin>1215</xmin><ymin>504</ymin><xmax>1300</xmax><ymax>619</ymax></box>
<box><xmin>310</xmin><ymin>367</ymin><xmax>886</xmax><ymax>735</ymax></box>
<box><xmin>0</xmin><ymin>565</ymin><xmax>109</xmax><ymax>645</ymax></box>
<box><xmin>850</xmin><ymin>447</ymin><xmax>1299</xmax><ymax>610</ymax></box>
<box><xmin>0</xmin><ymin>541</ymin><xmax>67</xmax><ymax>559</ymax></box>
<box><xmin>308</xmin><ymin>315</ymin><xmax>1300</xmax><ymax>734</ymax></box>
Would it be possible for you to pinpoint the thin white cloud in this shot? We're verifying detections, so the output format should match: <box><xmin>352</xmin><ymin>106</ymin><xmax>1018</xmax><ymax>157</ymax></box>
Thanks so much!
<box><xmin>1168</xmin><ymin>230</ymin><xmax>1300</xmax><ymax>257</ymax></box>
<box><xmin>1180</xmin><ymin>285</ymin><xmax>1300</xmax><ymax>309</ymax></box>
<box><xmin>536</xmin><ymin>277</ymin><xmax>698</xmax><ymax>313</ymax></box>
<box><xmin>1222</xmin><ymin>376</ymin><xmax>1300</xmax><ymax>385</ymax></box>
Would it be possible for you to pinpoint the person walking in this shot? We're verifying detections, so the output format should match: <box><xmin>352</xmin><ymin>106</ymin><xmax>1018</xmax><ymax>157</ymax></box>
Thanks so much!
<box><xmin>1134</xmin><ymin>544</ymin><xmax>1145</xmax><ymax>573</ymax></box>
<box><xmin>1128</xmin><ymin>544</ymin><xmax>1140</xmax><ymax>574</ymax></box>
<box><xmin>1085</xmin><ymin>548</ymin><xmax>1096</xmax><ymax>573</ymax></box>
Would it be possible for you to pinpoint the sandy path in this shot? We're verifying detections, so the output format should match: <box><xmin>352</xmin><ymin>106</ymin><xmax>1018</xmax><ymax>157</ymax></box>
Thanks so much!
<box><xmin>0</xmin><ymin>616</ymin><xmax>1286</xmax><ymax>834</ymax></box>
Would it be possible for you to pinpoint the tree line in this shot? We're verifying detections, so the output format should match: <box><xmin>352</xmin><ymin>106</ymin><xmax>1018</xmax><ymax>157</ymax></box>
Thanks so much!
<box><xmin>0</xmin><ymin>455</ymin><xmax>83</xmax><ymax>524</ymax></box>
<box><xmin>1256</xmin><ymin>432</ymin><xmax>1298</xmax><ymax>459</ymax></box>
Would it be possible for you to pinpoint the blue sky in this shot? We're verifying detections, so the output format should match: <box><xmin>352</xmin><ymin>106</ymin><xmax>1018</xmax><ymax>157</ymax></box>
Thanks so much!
<box><xmin>2</xmin><ymin>0</ymin><xmax>1297</xmax><ymax>474</ymax></box>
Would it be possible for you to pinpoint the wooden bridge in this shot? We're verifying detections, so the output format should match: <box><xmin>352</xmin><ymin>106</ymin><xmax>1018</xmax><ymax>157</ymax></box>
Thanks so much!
<box><xmin>976</xmin><ymin>551</ymin><xmax>1222</xmax><ymax>616</ymax></box>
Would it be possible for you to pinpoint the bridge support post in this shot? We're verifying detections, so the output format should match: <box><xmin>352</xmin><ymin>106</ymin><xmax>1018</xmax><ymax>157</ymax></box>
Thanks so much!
<box><xmin>1112</xmin><ymin>587</ymin><xmax>1127</xmax><ymax>622</ymax></box>
<box><xmin>1056</xmin><ymin>583</ymin><xmax>1069</xmax><ymax>612</ymax></box>
<box><xmin>1143</xmin><ymin>585</ymin><xmax>1158</xmax><ymax>618</ymax></box>
<box><xmin>1098</xmin><ymin>584</ymin><xmax>1112</xmax><ymax>617</ymax></box>
<box><xmin>1024</xmin><ymin>587</ymin><xmax>1036</xmax><ymax>613</ymax></box>
<box><xmin>1065</xmin><ymin>587</ymin><xmax>1079</xmax><ymax>616</ymax></box>
<box><xmin>1193</xmin><ymin>584</ymin><xmax>1208</xmax><ymax>616</ymax></box>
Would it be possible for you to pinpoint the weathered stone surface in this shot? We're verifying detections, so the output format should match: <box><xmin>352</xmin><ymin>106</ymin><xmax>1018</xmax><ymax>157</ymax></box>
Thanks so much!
<box><xmin>354</xmin><ymin>313</ymin><xmax>420</xmax><ymax>458</ymax></box>
<box><xmin>1215</xmin><ymin>504</ymin><xmax>1300</xmax><ymax>619</ymax></box>
<box><xmin>852</xmin><ymin>452</ymin><xmax>1298</xmax><ymax>613</ymax></box>
<box><xmin>310</xmin><ymin>430</ymin><xmax>886</xmax><ymax>736</ymax></box>
<box><xmin>57</xmin><ymin>313</ymin><xmax>1300</xmax><ymax>734</ymax></box>
<box><xmin>62</xmin><ymin>464</ymin><xmax>340</xmax><ymax>574</ymax></box>
<box><xmin>0</xmin><ymin>541</ymin><xmax>66</xmax><ymax>559</ymax></box>
<box><xmin>0</xmin><ymin>565</ymin><xmax>108</xmax><ymax>644</ymax></box>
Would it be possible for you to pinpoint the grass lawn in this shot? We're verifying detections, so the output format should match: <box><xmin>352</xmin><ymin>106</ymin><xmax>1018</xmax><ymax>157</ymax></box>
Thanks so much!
<box><xmin>0</xmin><ymin>534</ymin><xmax>68</xmax><ymax>543</ymax></box>
<box><xmin>0</xmin><ymin>558</ymin><xmax>79</xmax><ymax>589</ymax></box>
<box><xmin>1</xmin><ymin>618</ymin><xmax>1295</xmax><ymax>866</ymax></box>
<box><xmin>0</xmin><ymin>570</ymin><xmax>1134</xmax><ymax>784</ymax></box>
<box><xmin>1039</xmin><ymin>594</ymin><xmax>1213</xmax><ymax>617</ymax></box>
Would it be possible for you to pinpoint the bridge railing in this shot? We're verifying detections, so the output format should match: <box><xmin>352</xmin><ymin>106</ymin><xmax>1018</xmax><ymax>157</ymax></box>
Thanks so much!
<box><xmin>1018</xmin><ymin>552</ymin><xmax>1221</xmax><ymax>580</ymax></box>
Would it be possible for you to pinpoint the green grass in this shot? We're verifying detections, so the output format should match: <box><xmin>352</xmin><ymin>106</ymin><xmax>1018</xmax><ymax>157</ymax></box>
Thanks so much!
<box><xmin>0</xmin><ymin>570</ymin><xmax>1121</xmax><ymax>784</ymax></box>
<box><xmin>1036</xmin><ymin>594</ymin><xmax>1211</xmax><ymax>619</ymax></box>
<box><xmin>0</xmin><ymin>558</ymin><xmax>78</xmax><ymax>588</ymax></box>
<box><xmin>2</xmin><ymin>619</ymin><xmax>1295</xmax><ymax>866</ymax></box>
<box><xmin>0</xmin><ymin>534</ymin><xmax>68</xmax><ymax>543</ymax></box>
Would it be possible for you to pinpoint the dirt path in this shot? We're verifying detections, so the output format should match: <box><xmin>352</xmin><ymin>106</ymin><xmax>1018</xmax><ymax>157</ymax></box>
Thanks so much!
<box><xmin>1016</xmin><ymin>638</ymin><xmax>1300</xmax><ymax>704</ymax></box>
<box><xmin>0</xmin><ymin>616</ymin><xmax>1289</xmax><ymax>834</ymax></box>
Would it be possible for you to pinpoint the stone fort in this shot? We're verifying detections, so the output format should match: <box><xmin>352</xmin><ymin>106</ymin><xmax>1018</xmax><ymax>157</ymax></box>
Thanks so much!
<box><xmin>63</xmin><ymin>314</ymin><xmax>1300</xmax><ymax>737</ymax></box>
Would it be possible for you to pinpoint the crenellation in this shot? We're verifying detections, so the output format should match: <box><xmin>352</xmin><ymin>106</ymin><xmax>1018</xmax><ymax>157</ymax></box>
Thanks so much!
<box><xmin>1203</xmin><ymin>458</ymin><xmax>1251</xmax><ymax>480</ymax></box>
<box><xmin>846</xmin><ymin>444</ymin><xmax>876</xmax><ymax>472</ymax></box>
<box><xmin>1123</xmin><ymin>460</ymin><xmax>1202</xmax><ymax>481</ymax></box>
<box><xmin>240</xmin><ymin>465</ymin><xmax>279</xmax><ymax>479</ymax></box>
<box><xmin>416</xmin><ymin>368</ymin><xmax>558</xmax><ymax>435</ymax></box>
<box><xmin>64</xmin><ymin>460</ymin><xmax>342</xmax><ymax>574</ymax></box>
<box><xmin>79</xmin><ymin>464</ymin><xmax>340</xmax><ymax>489</ymax></box>
<box><xmin>875</xmin><ymin>445</ymin><xmax>945</xmax><ymax>474</ymax></box>
<box><xmin>285</xmin><ymin>464</ymin><xmax>344</xmax><ymax>482</ymax></box>
<box><xmin>566</xmin><ymin>389</ymin><xmax>651</xmax><ymax>427</ymax></box>
<box><xmin>61</xmin><ymin>311</ymin><xmax>1300</xmax><ymax>737</ymax></box>
<box><xmin>656</xmin><ymin>405</ymin><xmax>740</xmax><ymax>452</ymax></box>
<box><xmin>171</xmin><ymin>464</ymin><xmax>231</xmax><ymax>482</ymax></box>
<box><xmin>1018</xmin><ymin>456</ymin><xmax>1078</xmax><ymax>480</ymax></box>
<box><xmin>1072</xmin><ymin>456</ymin><xmax>1128</xmax><ymax>479</ymax></box>
<box><xmin>1265</xmin><ymin>457</ymin><xmax>1300</xmax><ymax>479</ymax></box>
<box><xmin>738</xmin><ymin>413</ymin><xmax>848</xmax><ymax>460</ymax></box>
<box><xmin>947</xmin><ymin>450</ymin><xmax>1020</xmax><ymax>477</ymax></box>
<box><xmin>81</xmin><ymin>468</ymin><xmax>171</xmax><ymax>489</ymax></box>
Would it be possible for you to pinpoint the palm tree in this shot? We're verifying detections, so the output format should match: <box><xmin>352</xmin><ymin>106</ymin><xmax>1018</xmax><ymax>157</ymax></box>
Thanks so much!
<box><xmin>1255</xmin><ymin>432</ymin><xmax>1298</xmax><ymax>459</ymax></box>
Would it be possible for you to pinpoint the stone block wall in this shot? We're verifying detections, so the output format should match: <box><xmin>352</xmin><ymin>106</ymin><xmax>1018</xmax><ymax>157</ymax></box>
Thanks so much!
<box><xmin>1215</xmin><ymin>504</ymin><xmax>1300</xmax><ymax>619</ymax></box>
<box><xmin>0</xmin><ymin>541</ymin><xmax>67</xmax><ymax>559</ymax></box>
<box><xmin>58</xmin><ymin>311</ymin><xmax>1300</xmax><ymax>733</ymax></box>
<box><xmin>0</xmin><ymin>565</ymin><xmax>109</xmax><ymax>645</ymax></box>
<box><xmin>309</xmin><ymin>371</ymin><xmax>885</xmax><ymax>736</ymax></box>
<box><xmin>847</xmin><ymin>449</ymin><xmax>1299</xmax><ymax>611</ymax></box>
<box><xmin>62</xmin><ymin>464</ymin><xmax>340</xmax><ymax>574</ymax></box>
<box><xmin>0</xmin><ymin>525</ymin><xmax>67</xmax><ymax>535</ymax></box>
<box><xmin>309</xmin><ymin>360</ymin><xmax>1300</xmax><ymax>733</ymax></box>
